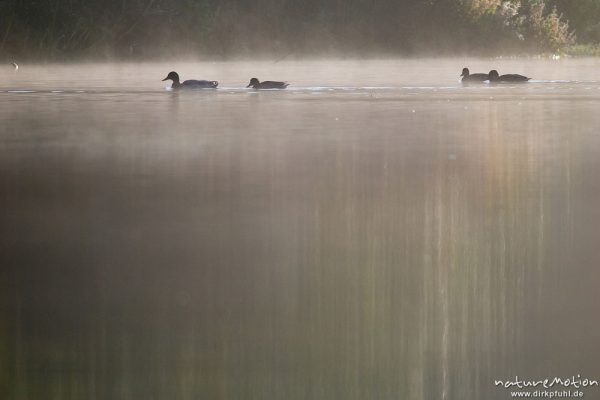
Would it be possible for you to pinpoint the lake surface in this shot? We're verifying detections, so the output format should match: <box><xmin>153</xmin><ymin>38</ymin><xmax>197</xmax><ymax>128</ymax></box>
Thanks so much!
<box><xmin>1</xmin><ymin>59</ymin><xmax>600</xmax><ymax>400</ymax></box>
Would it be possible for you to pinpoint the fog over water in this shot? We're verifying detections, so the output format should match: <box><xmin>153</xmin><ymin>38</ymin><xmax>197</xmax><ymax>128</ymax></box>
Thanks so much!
<box><xmin>1</xmin><ymin>59</ymin><xmax>600</xmax><ymax>400</ymax></box>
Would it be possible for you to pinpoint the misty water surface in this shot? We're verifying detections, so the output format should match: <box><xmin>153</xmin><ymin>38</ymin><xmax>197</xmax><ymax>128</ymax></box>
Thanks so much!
<box><xmin>1</xmin><ymin>59</ymin><xmax>600</xmax><ymax>400</ymax></box>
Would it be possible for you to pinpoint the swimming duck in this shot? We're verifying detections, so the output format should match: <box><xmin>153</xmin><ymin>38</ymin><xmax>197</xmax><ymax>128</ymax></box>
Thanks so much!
<box><xmin>460</xmin><ymin>67</ymin><xmax>488</xmax><ymax>82</ymax></box>
<box><xmin>488</xmin><ymin>70</ymin><xmax>530</xmax><ymax>82</ymax></box>
<box><xmin>162</xmin><ymin>71</ymin><xmax>218</xmax><ymax>89</ymax></box>
<box><xmin>246</xmin><ymin>78</ymin><xmax>289</xmax><ymax>89</ymax></box>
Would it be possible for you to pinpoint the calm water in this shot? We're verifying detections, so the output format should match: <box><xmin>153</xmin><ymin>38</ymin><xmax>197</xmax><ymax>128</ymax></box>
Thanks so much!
<box><xmin>1</xmin><ymin>59</ymin><xmax>600</xmax><ymax>400</ymax></box>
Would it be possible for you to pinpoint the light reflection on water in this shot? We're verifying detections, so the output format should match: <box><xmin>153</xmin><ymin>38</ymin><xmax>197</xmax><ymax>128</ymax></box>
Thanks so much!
<box><xmin>1</xmin><ymin>60</ymin><xmax>600</xmax><ymax>400</ymax></box>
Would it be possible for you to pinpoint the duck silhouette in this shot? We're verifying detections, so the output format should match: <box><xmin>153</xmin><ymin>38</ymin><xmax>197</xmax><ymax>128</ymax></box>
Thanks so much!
<box><xmin>246</xmin><ymin>78</ymin><xmax>289</xmax><ymax>89</ymax></box>
<box><xmin>460</xmin><ymin>67</ymin><xmax>488</xmax><ymax>82</ymax></box>
<box><xmin>488</xmin><ymin>70</ymin><xmax>530</xmax><ymax>82</ymax></box>
<box><xmin>162</xmin><ymin>71</ymin><xmax>218</xmax><ymax>89</ymax></box>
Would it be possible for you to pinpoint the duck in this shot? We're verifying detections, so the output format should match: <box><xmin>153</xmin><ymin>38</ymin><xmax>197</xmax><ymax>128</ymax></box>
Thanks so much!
<box><xmin>488</xmin><ymin>70</ymin><xmax>530</xmax><ymax>82</ymax></box>
<box><xmin>246</xmin><ymin>78</ymin><xmax>289</xmax><ymax>89</ymax></box>
<box><xmin>460</xmin><ymin>67</ymin><xmax>488</xmax><ymax>82</ymax></box>
<box><xmin>162</xmin><ymin>71</ymin><xmax>218</xmax><ymax>89</ymax></box>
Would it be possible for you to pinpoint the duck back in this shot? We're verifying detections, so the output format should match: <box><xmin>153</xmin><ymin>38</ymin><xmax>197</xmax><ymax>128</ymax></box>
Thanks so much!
<box><xmin>499</xmin><ymin>74</ymin><xmax>530</xmax><ymax>82</ymax></box>
<box><xmin>462</xmin><ymin>73</ymin><xmax>488</xmax><ymax>82</ymax></box>
<box><xmin>181</xmin><ymin>80</ymin><xmax>219</xmax><ymax>88</ymax></box>
<box><xmin>258</xmin><ymin>81</ymin><xmax>289</xmax><ymax>89</ymax></box>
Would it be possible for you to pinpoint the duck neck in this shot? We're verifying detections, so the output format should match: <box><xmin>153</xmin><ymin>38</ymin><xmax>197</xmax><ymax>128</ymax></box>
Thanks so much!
<box><xmin>171</xmin><ymin>80</ymin><xmax>181</xmax><ymax>89</ymax></box>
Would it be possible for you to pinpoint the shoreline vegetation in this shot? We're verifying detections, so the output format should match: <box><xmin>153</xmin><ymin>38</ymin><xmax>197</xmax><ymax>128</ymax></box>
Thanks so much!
<box><xmin>1</xmin><ymin>0</ymin><xmax>600</xmax><ymax>61</ymax></box>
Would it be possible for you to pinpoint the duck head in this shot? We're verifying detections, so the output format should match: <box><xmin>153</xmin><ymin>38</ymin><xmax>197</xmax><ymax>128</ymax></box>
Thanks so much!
<box><xmin>247</xmin><ymin>78</ymin><xmax>260</xmax><ymax>88</ymax></box>
<box><xmin>461</xmin><ymin>68</ymin><xmax>469</xmax><ymax>77</ymax></box>
<box><xmin>162</xmin><ymin>71</ymin><xmax>180</xmax><ymax>83</ymax></box>
<box><xmin>488</xmin><ymin>70</ymin><xmax>500</xmax><ymax>81</ymax></box>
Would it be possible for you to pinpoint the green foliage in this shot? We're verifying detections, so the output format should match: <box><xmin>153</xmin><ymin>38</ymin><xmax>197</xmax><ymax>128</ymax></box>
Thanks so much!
<box><xmin>549</xmin><ymin>0</ymin><xmax>600</xmax><ymax>43</ymax></box>
<box><xmin>526</xmin><ymin>0</ymin><xmax>575</xmax><ymax>51</ymax></box>
<box><xmin>0</xmin><ymin>0</ymin><xmax>591</xmax><ymax>60</ymax></box>
<box><xmin>461</xmin><ymin>0</ymin><xmax>502</xmax><ymax>17</ymax></box>
<box><xmin>565</xmin><ymin>43</ymin><xmax>600</xmax><ymax>57</ymax></box>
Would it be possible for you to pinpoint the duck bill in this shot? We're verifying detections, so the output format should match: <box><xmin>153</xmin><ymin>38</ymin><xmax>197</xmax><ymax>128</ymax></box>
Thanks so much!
<box><xmin>162</xmin><ymin>77</ymin><xmax>169</xmax><ymax>81</ymax></box>
<box><xmin>460</xmin><ymin>73</ymin><xmax>465</xmax><ymax>77</ymax></box>
<box><xmin>246</xmin><ymin>84</ymin><xmax>252</xmax><ymax>88</ymax></box>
